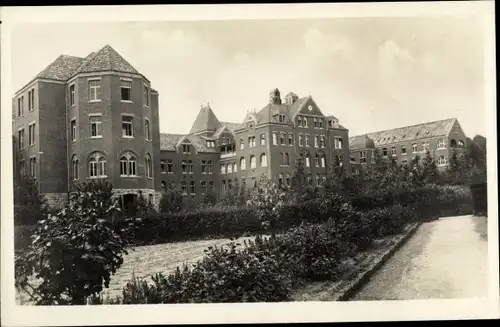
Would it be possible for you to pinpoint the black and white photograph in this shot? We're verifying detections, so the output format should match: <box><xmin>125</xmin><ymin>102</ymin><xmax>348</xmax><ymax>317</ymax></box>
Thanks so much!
<box><xmin>1</xmin><ymin>2</ymin><xmax>498</xmax><ymax>325</ymax></box>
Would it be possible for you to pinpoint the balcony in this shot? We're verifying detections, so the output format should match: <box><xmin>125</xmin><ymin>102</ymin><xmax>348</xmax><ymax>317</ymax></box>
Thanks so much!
<box><xmin>220</xmin><ymin>152</ymin><xmax>236</xmax><ymax>159</ymax></box>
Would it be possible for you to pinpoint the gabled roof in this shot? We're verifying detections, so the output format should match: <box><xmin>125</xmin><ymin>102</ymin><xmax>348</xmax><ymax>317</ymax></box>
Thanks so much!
<box><xmin>189</xmin><ymin>104</ymin><xmax>223</xmax><ymax>135</ymax></box>
<box><xmin>354</xmin><ymin>118</ymin><xmax>457</xmax><ymax>147</ymax></box>
<box><xmin>160</xmin><ymin>133</ymin><xmax>217</xmax><ymax>153</ymax></box>
<box><xmin>72</xmin><ymin>44</ymin><xmax>140</xmax><ymax>77</ymax></box>
<box><xmin>254</xmin><ymin>96</ymin><xmax>309</xmax><ymax>124</ymax></box>
<box><xmin>349</xmin><ymin>135</ymin><xmax>376</xmax><ymax>150</ymax></box>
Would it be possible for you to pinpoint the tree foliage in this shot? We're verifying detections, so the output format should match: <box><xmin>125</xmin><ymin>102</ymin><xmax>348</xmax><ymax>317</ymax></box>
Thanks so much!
<box><xmin>14</xmin><ymin>176</ymin><xmax>49</xmax><ymax>226</ymax></box>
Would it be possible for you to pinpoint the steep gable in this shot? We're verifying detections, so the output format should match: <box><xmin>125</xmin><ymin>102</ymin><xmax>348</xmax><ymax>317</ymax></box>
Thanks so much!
<box><xmin>293</xmin><ymin>96</ymin><xmax>325</xmax><ymax>117</ymax></box>
<box><xmin>189</xmin><ymin>104</ymin><xmax>223</xmax><ymax>135</ymax></box>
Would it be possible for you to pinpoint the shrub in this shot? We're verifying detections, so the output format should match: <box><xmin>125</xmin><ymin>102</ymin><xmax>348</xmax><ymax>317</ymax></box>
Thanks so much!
<box><xmin>14</xmin><ymin>176</ymin><xmax>49</xmax><ymax>226</ymax></box>
<box><xmin>15</xmin><ymin>180</ymin><xmax>131</xmax><ymax>305</ymax></box>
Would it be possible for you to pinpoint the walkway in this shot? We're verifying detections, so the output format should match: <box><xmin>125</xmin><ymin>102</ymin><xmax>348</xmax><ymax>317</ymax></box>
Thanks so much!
<box><xmin>352</xmin><ymin>215</ymin><xmax>488</xmax><ymax>300</ymax></box>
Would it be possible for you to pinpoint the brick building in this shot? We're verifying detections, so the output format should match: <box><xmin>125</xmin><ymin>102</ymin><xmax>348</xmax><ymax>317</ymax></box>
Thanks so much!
<box><xmin>12</xmin><ymin>45</ymin><xmax>161</xmax><ymax>208</ymax></box>
<box><xmin>348</xmin><ymin>118</ymin><xmax>468</xmax><ymax>177</ymax></box>
<box><xmin>12</xmin><ymin>45</ymin><xmax>352</xmax><ymax>208</ymax></box>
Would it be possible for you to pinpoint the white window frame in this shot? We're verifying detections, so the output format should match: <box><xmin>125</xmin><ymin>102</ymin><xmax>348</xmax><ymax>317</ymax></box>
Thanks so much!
<box><xmin>69</xmin><ymin>84</ymin><xmax>76</xmax><ymax>106</ymax></box>
<box><xmin>120</xmin><ymin>151</ymin><xmax>137</xmax><ymax>177</ymax></box>
<box><xmin>260</xmin><ymin>153</ymin><xmax>268</xmax><ymax>167</ymax></box>
<box><xmin>412</xmin><ymin>143</ymin><xmax>418</xmax><ymax>153</ymax></box>
<box><xmin>437</xmin><ymin>139</ymin><xmax>447</xmax><ymax>149</ymax></box>
<box><xmin>120</xmin><ymin>79</ymin><xmax>133</xmax><ymax>102</ymax></box>
<box><xmin>71</xmin><ymin>119</ymin><xmax>77</xmax><ymax>142</ymax></box>
<box><xmin>334</xmin><ymin>137</ymin><xmax>343</xmax><ymax>149</ymax></box>
<box><xmin>145</xmin><ymin>154</ymin><xmax>153</xmax><ymax>178</ymax></box>
<box><xmin>28</xmin><ymin>122</ymin><xmax>36</xmax><ymax>146</ymax></box>
<box><xmin>437</xmin><ymin>156</ymin><xmax>447</xmax><ymax>166</ymax></box>
<box><xmin>143</xmin><ymin>85</ymin><xmax>150</xmax><ymax>107</ymax></box>
<box><xmin>250</xmin><ymin>155</ymin><xmax>257</xmax><ymax>169</ymax></box>
<box><xmin>89</xmin><ymin>114</ymin><xmax>103</xmax><ymax>138</ymax></box>
<box><xmin>18</xmin><ymin>127</ymin><xmax>25</xmax><ymax>150</ymax></box>
<box><xmin>122</xmin><ymin>115</ymin><xmax>134</xmax><ymax>138</ymax></box>
<box><xmin>29</xmin><ymin>156</ymin><xmax>37</xmax><ymax>178</ymax></box>
<box><xmin>88</xmin><ymin>79</ymin><xmax>101</xmax><ymax>102</ymax></box>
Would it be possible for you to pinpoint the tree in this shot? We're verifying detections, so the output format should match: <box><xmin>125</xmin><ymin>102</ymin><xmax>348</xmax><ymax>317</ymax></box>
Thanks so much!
<box><xmin>159</xmin><ymin>183</ymin><xmax>184</xmax><ymax>213</ymax></box>
<box><xmin>289</xmin><ymin>157</ymin><xmax>309</xmax><ymax>201</ymax></box>
<box><xmin>14</xmin><ymin>176</ymin><xmax>49</xmax><ymax>226</ymax></box>
<box><xmin>421</xmin><ymin>150</ymin><xmax>440</xmax><ymax>184</ymax></box>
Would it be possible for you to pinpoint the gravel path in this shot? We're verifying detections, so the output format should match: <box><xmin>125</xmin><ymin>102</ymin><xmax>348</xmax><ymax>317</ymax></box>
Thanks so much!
<box><xmin>352</xmin><ymin>215</ymin><xmax>488</xmax><ymax>300</ymax></box>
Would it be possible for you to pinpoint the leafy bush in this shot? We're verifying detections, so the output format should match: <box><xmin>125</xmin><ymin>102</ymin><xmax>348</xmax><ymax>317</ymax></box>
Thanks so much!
<box><xmin>15</xmin><ymin>180</ymin><xmax>131</xmax><ymax>305</ymax></box>
<box><xmin>14</xmin><ymin>176</ymin><xmax>50</xmax><ymax>226</ymax></box>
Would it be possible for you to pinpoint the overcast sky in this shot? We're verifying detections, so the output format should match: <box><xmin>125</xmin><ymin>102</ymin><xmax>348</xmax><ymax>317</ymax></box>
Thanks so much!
<box><xmin>10</xmin><ymin>17</ymin><xmax>487</xmax><ymax>137</ymax></box>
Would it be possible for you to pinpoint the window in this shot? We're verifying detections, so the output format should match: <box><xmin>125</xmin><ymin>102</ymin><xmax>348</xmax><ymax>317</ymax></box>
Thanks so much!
<box><xmin>221</xmin><ymin>180</ymin><xmax>226</xmax><ymax>192</ymax></box>
<box><xmin>278</xmin><ymin>173</ymin><xmax>284</xmax><ymax>187</ymax></box>
<box><xmin>182</xmin><ymin>160</ymin><xmax>188</xmax><ymax>174</ymax></box>
<box><xmin>220</xmin><ymin>163</ymin><xmax>226</xmax><ymax>174</ymax></box>
<box><xmin>120</xmin><ymin>151</ymin><xmax>137</xmax><ymax>176</ymax></box>
<box><xmin>201</xmin><ymin>181</ymin><xmax>207</xmax><ymax>195</ymax></box>
<box><xmin>299</xmin><ymin>134</ymin><xmax>304</xmax><ymax>147</ymax></box>
<box><xmin>228</xmin><ymin>179</ymin><xmax>233</xmax><ymax>189</ymax></box>
<box><xmin>167</xmin><ymin>159</ymin><xmax>173</xmax><ymax>174</ymax></box>
<box><xmin>334</xmin><ymin>137</ymin><xmax>343</xmax><ymax>149</ymax></box>
<box><xmin>305</xmin><ymin>135</ymin><xmax>310</xmax><ymax>147</ymax></box>
<box><xmin>187</xmin><ymin>160</ymin><xmax>193</xmax><ymax>174</ymax></box>
<box><xmin>71</xmin><ymin>155</ymin><xmax>79</xmax><ymax>180</ymax></box>
<box><xmin>321</xmin><ymin>155</ymin><xmax>326</xmax><ymax>168</ymax></box>
<box><xmin>239</xmin><ymin>139</ymin><xmax>244</xmax><ymax>150</ymax></box>
<box><xmin>18</xmin><ymin>128</ymin><xmax>24</xmax><ymax>150</ymax></box>
<box><xmin>422</xmin><ymin>142</ymin><xmax>430</xmax><ymax>152</ymax></box>
<box><xmin>145</xmin><ymin>154</ymin><xmax>153</xmax><ymax>178</ymax></box>
<box><xmin>182</xmin><ymin>144</ymin><xmax>191</xmax><ymax>154</ymax></box>
<box><xmin>371</xmin><ymin>151</ymin><xmax>376</xmax><ymax>164</ymax></box>
<box><xmin>240</xmin><ymin>157</ymin><xmax>246</xmax><ymax>170</ymax></box>
<box><xmin>143</xmin><ymin>86</ymin><xmax>149</xmax><ymax>106</ymax></box>
<box><xmin>19</xmin><ymin>160</ymin><xmax>25</xmax><ymax>177</ymax></box>
<box><xmin>314</xmin><ymin>135</ymin><xmax>319</xmax><ymax>148</ymax></box>
<box><xmin>260</xmin><ymin>153</ymin><xmax>268</xmax><ymax>167</ymax></box>
<box><xmin>316</xmin><ymin>174</ymin><xmax>321</xmax><ymax>187</ymax></box>
<box><xmin>303</xmin><ymin>117</ymin><xmax>308</xmax><ymax>128</ymax></box>
<box><xmin>281</xmin><ymin>152</ymin><xmax>290</xmax><ymax>166</ymax></box>
<box><xmin>437</xmin><ymin>139</ymin><xmax>446</xmax><ymax>149</ymax></box>
<box><xmin>250</xmin><ymin>155</ymin><xmax>256</xmax><ymax>169</ymax></box>
<box><xmin>412</xmin><ymin>143</ymin><xmax>418</xmax><ymax>153</ymax></box>
<box><xmin>88</xmin><ymin>152</ymin><xmax>107</xmax><ymax>178</ymax></box>
<box><xmin>318</xmin><ymin>119</ymin><xmax>324</xmax><ymax>129</ymax></box>
<box><xmin>320</xmin><ymin>136</ymin><xmax>326</xmax><ymax>148</ymax></box>
<box><xmin>382</xmin><ymin>148</ymin><xmax>388</xmax><ymax>156</ymax></box>
<box><xmin>457</xmin><ymin>140</ymin><xmax>465</xmax><ymax>148</ymax></box>
<box><xmin>297</xmin><ymin>117</ymin><xmax>302</xmax><ymax>127</ymax></box>
<box><xmin>248</xmin><ymin>136</ymin><xmax>256</xmax><ymax>148</ymax></box>
<box><xmin>28</xmin><ymin>123</ymin><xmax>36</xmax><ymax>146</ymax></box>
<box><xmin>71</xmin><ymin>119</ymin><xmax>77</xmax><ymax>141</ymax></box>
<box><xmin>401</xmin><ymin>159</ymin><xmax>408</xmax><ymax>166</ymax></box>
<box><xmin>307</xmin><ymin>174</ymin><xmax>312</xmax><ymax>185</ymax></box>
<box><xmin>29</xmin><ymin>157</ymin><xmax>36</xmax><ymax>178</ymax></box>
<box><xmin>453</xmin><ymin>125</ymin><xmax>459</xmax><ymax>134</ymax></box>
<box><xmin>391</xmin><ymin>146</ymin><xmax>396</xmax><ymax>156</ymax></box>
<box><xmin>122</xmin><ymin>115</ymin><xmax>133</xmax><ymax>137</ymax></box>
<box><xmin>190</xmin><ymin>181</ymin><xmax>195</xmax><ymax>194</ymax></box>
<box><xmin>360</xmin><ymin>151</ymin><xmax>367</xmax><ymax>164</ymax></box>
<box><xmin>437</xmin><ymin>156</ymin><xmax>447</xmax><ymax>166</ymax></box>
<box><xmin>305</xmin><ymin>153</ymin><xmax>310</xmax><ymax>167</ymax></box>
<box><xmin>288</xmin><ymin>134</ymin><xmax>294</xmax><ymax>146</ymax></box>
<box><xmin>209</xmin><ymin>181</ymin><xmax>214</xmax><ymax>190</ymax></box>
<box><xmin>90</xmin><ymin>116</ymin><xmax>103</xmax><ymax>138</ymax></box>
<box><xmin>279</xmin><ymin>133</ymin><xmax>285</xmax><ymax>145</ymax></box>
<box><xmin>206</xmin><ymin>140</ymin><xmax>215</xmax><ymax>148</ymax></box>
<box><xmin>145</xmin><ymin>119</ymin><xmax>151</xmax><ymax>141</ymax></box>
<box><xmin>278</xmin><ymin>114</ymin><xmax>286</xmax><ymax>123</ymax></box>
<box><xmin>401</xmin><ymin>145</ymin><xmax>407</xmax><ymax>155</ymax></box>
<box><xmin>70</xmin><ymin>84</ymin><xmax>75</xmax><ymax>106</ymax></box>
<box><xmin>285</xmin><ymin>174</ymin><xmax>291</xmax><ymax>187</ymax></box>
<box><xmin>313</xmin><ymin>118</ymin><xmax>317</xmax><ymax>128</ymax></box>
<box><xmin>260</xmin><ymin>134</ymin><xmax>266</xmax><ymax>146</ymax></box>
<box><xmin>161</xmin><ymin>160</ymin><xmax>166</xmax><ymax>173</ymax></box>
<box><xmin>28</xmin><ymin>89</ymin><xmax>35</xmax><ymax>111</ymax></box>
<box><xmin>201</xmin><ymin>160</ymin><xmax>207</xmax><ymax>174</ymax></box>
<box><xmin>272</xmin><ymin>132</ymin><xmax>278</xmax><ymax>145</ymax></box>
<box><xmin>121</xmin><ymin>80</ymin><xmax>132</xmax><ymax>101</ymax></box>
<box><xmin>233</xmin><ymin>162</ymin><xmax>237</xmax><ymax>173</ymax></box>
<box><xmin>227</xmin><ymin>162</ymin><xmax>233</xmax><ymax>174</ymax></box>
<box><xmin>17</xmin><ymin>96</ymin><xmax>24</xmax><ymax>117</ymax></box>
<box><xmin>88</xmin><ymin>80</ymin><xmax>101</xmax><ymax>102</ymax></box>
<box><xmin>315</xmin><ymin>154</ymin><xmax>320</xmax><ymax>167</ymax></box>
<box><xmin>207</xmin><ymin>160</ymin><xmax>213</xmax><ymax>174</ymax></box>
<box><xmin>181</xmin><ymin>181</ymin><xmax>187</xmax><ymax>195</ymax></box>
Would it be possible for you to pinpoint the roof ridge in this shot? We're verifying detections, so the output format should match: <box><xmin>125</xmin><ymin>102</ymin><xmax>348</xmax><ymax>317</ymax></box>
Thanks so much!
<box><xmin>364</xmin><ymin>118</ymin><xmax>456</xmax><ymax>136</ymax></box>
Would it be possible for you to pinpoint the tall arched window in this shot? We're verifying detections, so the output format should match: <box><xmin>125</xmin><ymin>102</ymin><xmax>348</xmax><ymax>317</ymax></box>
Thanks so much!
<box><xmin>278</xmin><ymin>173</ymin><xmax>284</xmax><ymax>187</ymax></box>
<box><xmin>120</xmin><ymin>151</ymin><xmax>137</xmax><ymax>176</ymax></box>
<box><xmin>315</xmin><ymin>154</ymin><xmax>320</xmax><ymax>167</ymax></box>
<box><xmin>240</xmin><ymin>157</ymin><xmax>246</xmax><ymax>170</ymax></box>
<box><xmin>437</xmin><ymin>139</ymin><xmax>447</xmax><ymax>149</ymax></box>
<box><xmin>88</xmin><ymin>152</ymin><xmax>106</xmax><ymax>178</ymax></box>
<box><xmin>250</xmin><ymin>155</ymin><xmax>257</xmax><ymax>169</ymax></box>
<box><xmin>321</xmin><ymin>155</ymin><xmax>326</xmax><ymax>168</ymax></box>
<box><xmin>227</xmin><ymin>162</ymin><xmax>233</xmax><ymax>174</ymax></box>
<box><xmin>72</xmin><ymin>155</ymin><xmax>79</xmax><ymax>180</ymax></box>
<box><xmin>145</xmin><ymin>153</ymin><xmax>152</xmax><ymax>178</ymax></box>
<box><xmin>284</xmin><ymin>153</ymin><xmax>289</xmax><ymax>166</ymax></box>
<box><xmin>260</xmin><ymin>153</ymin><xmax>268</xmax><ymax>167</ymax></box>
<box><xmin>305</xmin><ymin>153</ymin><xmax>310</xmax><ymax>167</ymax></box>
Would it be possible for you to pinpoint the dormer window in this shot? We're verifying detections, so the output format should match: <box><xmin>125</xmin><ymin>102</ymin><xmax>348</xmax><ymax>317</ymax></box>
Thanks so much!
<box><xmin>206</xmin><ymin>140</ymin><xmax>215</xmax><ymax>148</ymax></box>
<box><xmin>182</xmin><ymin>144</ymin><xmax>191</xmax><ymax>154</ymax></box>
<box><xmin>328</xmin><ymin>120</ymin><xmax>333</xmax><ymax>128</ymax></box>
<box><xmin>278</xmin><ymin>114</ymin><xmax>286</xmax><ymax>123</ymax></box>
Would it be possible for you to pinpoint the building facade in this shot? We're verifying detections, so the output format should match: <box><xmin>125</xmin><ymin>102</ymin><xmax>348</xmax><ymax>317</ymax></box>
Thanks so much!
<box><xmin>348</xmin><ymin>118</ymin><xmax>468</xmax><ymax>177</ymax></box>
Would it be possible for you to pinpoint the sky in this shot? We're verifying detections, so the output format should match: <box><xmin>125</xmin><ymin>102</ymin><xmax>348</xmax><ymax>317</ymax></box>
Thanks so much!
<box><xmin>10</xmin><ymin>17</ymin><xmax>487</xmax><ymax>137</ymax></box>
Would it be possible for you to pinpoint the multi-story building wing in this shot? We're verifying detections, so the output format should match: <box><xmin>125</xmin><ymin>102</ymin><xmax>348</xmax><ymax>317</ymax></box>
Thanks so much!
<box><xmin>349</xmin><ymin>118</ymin><xmax>468</xmax><ymax>175</ymax></box>
<box><xmin>12</xmin><ymin>45</ymin><xmax>162</xmax><ymax>208</ymax></box>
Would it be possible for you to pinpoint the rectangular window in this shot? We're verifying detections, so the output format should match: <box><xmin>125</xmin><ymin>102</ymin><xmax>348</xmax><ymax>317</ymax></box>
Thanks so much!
<box><xmin>90</xmin><ymin>116</ymin><xmax>103</xmax><ymax>138</ymax></box>
<box><xmin>288</xmin><ymin>134</ymin><xmax>294</xmax><ymax>146</ymax></box>
<box><xmin>334</xmin><ymin>137</ymin><xmax>343</xmax><ymax>149</ymax></box>
<box><xmin>260</xmin><ymin>134</ymin><xmax>266</xmax><ymax>146</ymax></box>
<box><xmin>122</xmin><ymin>115</ymin><xmax>133</xmax><ymax>137</ymax></box>
<box><xmin>182</xmin><ymin>144</ymin><xmax>191</xmax><ymax>154</ymax></box>
<box><xmin>382</xmin><ymin>148</ymin><xmax>388</xmax><ymax>156</ymax></box>
<box><xmin>19</xmin><ymin>160</ymin><xmax>25</xmax><ymax>176</ymax></box>
<box><xmin>313</xmin><ymin>118</ymin><xmax>317</xmax><ymax>128</ymax></box>
<box><xmin>318</xmin><ymin>119</ymin><xmax>323</xmax><ymax>129</ymax></box>
<box><xmin>314</xmin><ymin>135</ymin><xmax>319</xmax><ymax>148</ymax></box>
<box><xmin>190</xmin><ymin>181</ymin><xmax>195</xmax><ymax>194</ymax></box>
<box><xmin>360</xmin><ymin>151</ymin><xmax>367</xmax><ymax>164</ymax></box>
<box><xmin>28</xmin><ymin>89</ymin><xmax>35</xmax><ymax>111</ymax></box>
<box><xmin>320</xmin><ymin>136</ymin><xmax>326</xmax><ymax>148</ymax></box>
<box><xmin>248</xmin><ymin>136</ymin><xmax>256</xmax><ymax>148</ymax></box>
<box><xmin>240</xmin><ymin>139</ymin><xmax>244</xmax><ymax>150</ymax></box>
<box><xmin>160</xmin><ymin>160</ymin><xmax>167</xmax><ymax>173</ymax></box>
<box><xmin>303</xmin><ymin>117</ymin><xmax>308</xmax><ymax>128</ymax></box>
<box><xmin>391</xmin><ymin>146</ymin><xmax>396</xmax><ymax>156</ymax></box>
<box><xmin>201</xmin><ymin>160</ymin><xmax>207</xmax><ymax>174</ymax></box>
<box><xmin>422</xmin><ymin>142</ymin><xmax>430</xmax><ymax>152</ymax></box>
<box><xmin>305</xmin><ymin>135</ymin><xmax>310</xmax><ymax>147</ymax></box>
<box><xmin>188</xmin><ymin>160</ymin><xmax>193</xmax><ymax>174</ymax></box>
<box><xmin>121</xmin><ymin>80</ymin><xmax>132</xmax><ymax>101</ymax></box>
<box><xmin>70</xmin><ymin>84</ymin><xmax>75</xmax><ymax>106</ymax></box>
<box><xmin>201</xmin><ymin>181</ymin><xmax>207</xmax><ymax>195</ymax></box>
<box><xmin>71</xmin><ymin>119</ymin><xmax>77</xmax><ymax>141</ymax></box>
<box><xmin>412</xmin><ymin>143</ymin><xmax>418</xmax><ymax>153</ymax></box>
<box><xmin>181</xmin><ymin>160</ymin><xmax>187</xmax><ymax>174</ymax></box>
<box><xmin>280</xmin><ymin>133</ymin><xmax>286</xmax><ymax>145</ymax></box>
<box><xmin>401</xmin><ymin>145</ymin><xmax>407</xmax><ymax>155</ymax></box>
<box><xmin>299</xmin><ymin>134</ymin><xmax>304</xmax><ymax>147</ymax></box>
<box><xmin>28</xmin><ymin>123</ymin><xmax>36</xmax><ymax>146</ymax></box>
<box><xmin>18</xmin><ymin>128</ymin><xmax>25</xmax><ymax>150</ymax></box>
<box><xmin>181</xmin><ymin>182</ymin><xmax>187</xmax><ymax>195</ymax></box>
<box><xmin>272</xmin><ymin>132</ymin><xmax>278</xmax><ymax>145</ymax></box>
<box><xmin>17</xmin><ymin>96</ymin><xmax>24</xmax><ymax>117</ymax></box>
<box><xmin>143</xmin><ymin>86</ymin><xmax>149</xmax><ymax>106</ymax></box>
<box><xmin>167</xmin><ymin>159</ymin><xmax>173</xmax><ymax>174</ymax></box>
<box><xmin>88</xmin><ymin>80</ymin><xmax>101</xmax><ymax>102</ymax></box>
<box><xmin>29</xmin><ymin>157</ymin><xmax>36</xmax><ymax>178</ymax></box>
<box><xmin>145</xmin><ymin>119</ymin><xmax>151</xmax><ymax>141</ymax></box>
<box><xmin>207</xmin><ymin>160</ymin><xmax>212</xmax><ymax>174</ymax></box>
